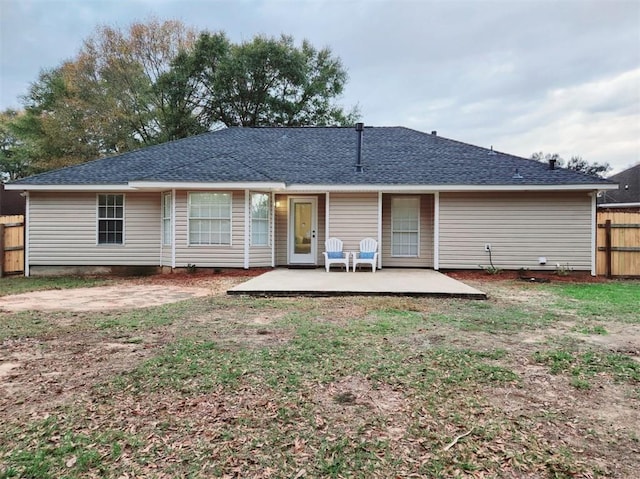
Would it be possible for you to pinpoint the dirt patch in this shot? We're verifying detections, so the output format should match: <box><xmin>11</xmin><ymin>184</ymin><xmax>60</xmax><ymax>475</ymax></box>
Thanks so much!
<box><xmin>0</xmin><ymin>274</ymin><xmax>254</xmax><ymax>312</ymax></box>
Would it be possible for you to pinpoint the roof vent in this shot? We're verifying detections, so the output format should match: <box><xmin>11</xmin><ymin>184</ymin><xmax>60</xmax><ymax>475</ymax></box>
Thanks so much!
<box><xmin>549</xmin><ymin>158</ymin><xmax>556</xmax><ymax>170</ymax></box>
<box><xmin>355</xmin><ymin>123</ymin><xmax>364</xmax><ymax>172</ymax></box>
<box><xmin>431</xmin><ymin>130</ymin><xmax>437</xmax><ymax>135</ymax></box>
<box><xmin>488</xmin><ymin>145</ymin><xmax>497</xmax><ymax>156</ymax></box>
<box><xmin>512</xmin><ymin>168</ymin><xmax>523</xmax><ymax>179</ymax></box>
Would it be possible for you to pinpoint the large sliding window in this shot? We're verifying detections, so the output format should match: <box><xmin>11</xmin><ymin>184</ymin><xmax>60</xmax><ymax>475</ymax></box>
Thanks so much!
<box><xmin>97</xmin><ymin>194</ymin><xmax>124</xmax><ymax>244</ymax></box>
<box><xmin>391</xmin><ymin>196</ymin><xmax>419</xmax><ymax>256</ymax></box>
<box><xmin>188</xmin><ymin>192</ymin><xmax>232</xmax><ymax>245</ymax></box>
<box><xmin>162</xmin><ymin>192</ymin><xmax>172</xmax><ymax>246</ymax></box>
<box><xmin>251</xmin><ymin>193</ymin><xmax>269</xmax><ymax>246</ymax></box>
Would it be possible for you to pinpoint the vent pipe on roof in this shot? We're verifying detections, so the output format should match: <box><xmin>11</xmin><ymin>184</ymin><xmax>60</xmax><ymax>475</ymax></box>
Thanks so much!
<box><xmin>355</xmin><ymin>122</ymin><xmax>364</xmax><ymax>172</ymax></box>
<box><xmin>431</xmin><ymin>130</ymin><xmax>437</xmax><ymax>135</ymax></box>
<box><xmin>549</xmin><ymin>158</ymin><xmax>557</xmax><ymax>170</ymax></box>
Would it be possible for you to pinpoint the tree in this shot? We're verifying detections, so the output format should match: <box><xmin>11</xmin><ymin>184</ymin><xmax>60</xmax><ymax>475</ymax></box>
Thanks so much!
<box><xmin>21</xmin><ymin>19</ymin><xmax>199</xmax><ymax>169</ymax></box>
<box><xmin>0</xmin><ymin>110</ymin><xmax>38</xmax><ymax>181</ymax></box>
<box><xmin>166</xmin><ymin>33</ymin><xmax>358</xmax><ymax>128</ymax></box>
<box><xmin>531</xmin><ymin>152</ymin><xmax>611</xmax><ymax>177</ymax></box>
<box><xmin>20</xmin><ymin>21</ymin><xmax>358</xmax><ymax>172</ymax></box>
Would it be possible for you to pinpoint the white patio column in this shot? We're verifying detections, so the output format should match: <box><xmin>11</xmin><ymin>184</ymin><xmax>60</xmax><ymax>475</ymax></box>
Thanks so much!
<box><xmin>271</xmin><ymin>192</ymin><xmax>276</xmax><ymax>268</ymax></box>
<box><xmin>24</xmin><ymin>192</ymin><xmax>30</xmax><ymax>277</ymax></box>
<box><xmin>171</xmin><ymin>189</ymin><xmax>176</xmax><ymax>269</ymax></box>
<box><xmin>377</xmin><ymin>191</ymin><xmax>383</xmax><ymax>269</ymax></box>
<box><xmin>325</xmin><ymin>192</ymin><xmax>330</xmax><ymax>241</ymax></box>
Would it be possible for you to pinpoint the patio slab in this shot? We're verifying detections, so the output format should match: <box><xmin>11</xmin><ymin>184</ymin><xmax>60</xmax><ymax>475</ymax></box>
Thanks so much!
<box><xmin>227</xmin><ymin>268</ymin><xmax>486</xmax><ymax>299</ymax></box>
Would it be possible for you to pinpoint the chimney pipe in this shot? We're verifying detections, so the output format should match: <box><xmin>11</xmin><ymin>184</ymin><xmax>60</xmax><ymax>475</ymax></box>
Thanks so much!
<box><xmin>549</xmin><ymin>158</ymin><xmax>556</xmax><ymax>170</ymax></box>
<box><xmin>355</xmin><ymin>123</ymin><xmax>364</xmax><ymax>172</ymax></box>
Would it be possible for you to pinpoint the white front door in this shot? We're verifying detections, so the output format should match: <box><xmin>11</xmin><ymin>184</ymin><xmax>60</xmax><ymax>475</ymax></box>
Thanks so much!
<box><xmin>288</xmin><ymin>197</ymin><xmax>317</xmax><ymax>264</ymax></box>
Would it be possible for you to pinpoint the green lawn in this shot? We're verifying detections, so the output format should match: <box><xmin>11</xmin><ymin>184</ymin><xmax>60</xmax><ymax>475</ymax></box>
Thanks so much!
<box><xmin>1</xmin><ymin>277</ymin><xmax>639</xmax><ymax>478</ymax></box>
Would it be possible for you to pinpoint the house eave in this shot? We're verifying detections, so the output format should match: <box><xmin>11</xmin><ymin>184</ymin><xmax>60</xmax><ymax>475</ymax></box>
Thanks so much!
<box><xmin>3</xmin><ymin>183</ymin><xmax>136</xmax><ymax>192</ymax></box>
<box><xmin>6</xmin><ymin>181</ymin><xmax>616</xmax><ymax>193</ymax></box>
<box><xmin>127</xmin><ymin>181</ymin><xmax>287</xmax><ymax>191</ymax></box>
<box><xmin>284</xmin><ymin>183</ymin><xmax>618</xmax><ymax>193</ymax></box>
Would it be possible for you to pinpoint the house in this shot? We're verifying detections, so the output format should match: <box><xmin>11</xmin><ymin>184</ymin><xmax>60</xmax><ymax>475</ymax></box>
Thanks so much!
<box><xmin>6</xmin><ymin>124</ymin><xmax>616</xmax><ymax>276</ymax></box>
<box><xmin>598</xmin><ymin>163</ymin><xmax>640</xmax><ymax>206</ymax></box>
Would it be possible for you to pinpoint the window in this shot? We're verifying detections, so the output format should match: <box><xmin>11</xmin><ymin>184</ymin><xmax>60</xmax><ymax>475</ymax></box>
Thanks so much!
<box><xmin>391</xmin><ymin>196</ymin><xmax>419</xmax><ymax>256</ymax></box>
<box><xmin>162</xmin><ymin>192</ymin><xmax>172</xmax><ymax>246</ymax></box>
<box><xmin>97</xmin><ymin>194</ymin><xmax>124</xmax><ymax>244</ymax></box>
<box><xmin>251</xmin><ymin>193</ymin><xmax>269</xmax><ymax>246</ymax></box>
<box><xmin>188</xmin><ymin>192</ymin><xmax>232</xmax><ymax>245</ymax></box>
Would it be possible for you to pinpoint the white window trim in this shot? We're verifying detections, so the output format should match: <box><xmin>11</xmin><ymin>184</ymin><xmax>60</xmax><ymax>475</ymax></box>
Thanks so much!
<box><xmin>96</xmin><ymin>193</ymin><xmax>125</xmax><ymax>246</ymax></box>
<box><xmin>250</xmin><ymin>192</ymin><xmax>270</xmax><ymax>247</ymax></box>
<box><xmin>391</xmin><ymin>195</ymin><xmax>420</xmax><ymax>257</ymax></box>
<box><xmin>187</xmin><ymin>191</ymin><xmax>233</xmax><ymax>247</ymax></box>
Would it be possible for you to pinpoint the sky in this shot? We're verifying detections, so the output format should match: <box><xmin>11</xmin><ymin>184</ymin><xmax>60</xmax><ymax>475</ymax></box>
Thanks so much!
<box><xmin>1</xmin><ymin>0</ymin><xmax>639</xmax><ymax>173</ymax></box>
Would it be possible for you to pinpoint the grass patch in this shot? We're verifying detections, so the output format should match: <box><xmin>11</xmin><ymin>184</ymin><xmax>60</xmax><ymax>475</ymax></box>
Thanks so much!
<box><xmin>534</xmin><ymin>349</ymin><xmax>640</xmax><ymax>388</ymax></box>
<box><xmin>0</xmin><ymin>276</ymin><xmax>110</xmax><ymax>297</ymax></box>
<box><xmin>551</xmin><ymin>282</ymin><xmax>640</xmax><ymax>323</ymax></box>
<box><xmin>429</xmin><ymin>302</ymin><xmax>558</xmax><ymax>333</ymax></box>
<box><xmin>3</xmin><ymin>282</ymin><xmax>639</xmax><ymax>478</ymax></box>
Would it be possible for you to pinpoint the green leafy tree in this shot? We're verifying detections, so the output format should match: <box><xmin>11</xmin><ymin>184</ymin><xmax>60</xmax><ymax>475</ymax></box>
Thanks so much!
<box><xmin>531</xmin><ymin>152</ymin><xmax>611</xmax><ymax>177</ymax></box>
<box><xmin>0</xmin><ymin>110</ymin><xmax>38</xmax><ymax>181</ymax></box>
<box><xmin>194</xmin><ymin>34</ymin><xmax>358</xmax><ymax>127</ymax></box>
<box><xmin>18</xmin><ymin>20</ymin><xmax>358</xmax><ymax>173</ymax></box>
<box><xmin>21</xmin><ymin>19</ymin><xmax>198</xmax><ymax>169</ymax></box>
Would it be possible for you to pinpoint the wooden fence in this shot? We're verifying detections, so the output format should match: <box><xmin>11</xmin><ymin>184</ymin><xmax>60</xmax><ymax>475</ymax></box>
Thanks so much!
<box><xmin>0</xmin><ymin>215</ymin><xmax>25</xmax><ymax>277</ymax></box>
<box><xmin>596</xmin><ymin>209</ymin><xmax>640</xmax><ymax>277</ymax></box>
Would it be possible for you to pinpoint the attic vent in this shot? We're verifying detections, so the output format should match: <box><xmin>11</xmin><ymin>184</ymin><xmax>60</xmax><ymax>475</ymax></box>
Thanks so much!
<box><xmin>431</xmin><ymin>130</ymin><xmax>437</xmax><ymax>135</ymax></box>
<box><xmin>512</xmin><ymin>168</ymin><xmax>523</xmax><ymax>179</ymax></box>
<box><xmin>549</xmin><ymin>158</ymin><xmax>556</xmax><ymax>170</ymax></box>
<box><xmin>355</xmin><ymin>123</ymin><xmax>364</xmax><ymax>172</ymax></box>
<box><xmin>488</xmin><ymin>145</ymin><xmax>497</xmax><ymax>156</ymax></box>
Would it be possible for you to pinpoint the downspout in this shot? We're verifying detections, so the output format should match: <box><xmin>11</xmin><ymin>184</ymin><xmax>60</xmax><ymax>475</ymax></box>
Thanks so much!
<box><xmin>433</xmin><ymin>192</ymin><xmax>440</xmax><ymax>270</ymax></box>
<box><xmin>24</xmin><ymin>192</ymin><xmax>30</xmax><ymax>277</ymax></box>
<box><xmin>590</xmin><ymin>191</ymin><xmax>596</xmax><ymax>276</ymax></box>
<box><xmin>244</xmin><ymin>189</ymin><xmax>250</xmax><ymax>269</ymax></box>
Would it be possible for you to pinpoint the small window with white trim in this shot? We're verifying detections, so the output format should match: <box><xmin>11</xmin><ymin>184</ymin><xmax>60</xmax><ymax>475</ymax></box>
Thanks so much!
<box><xmin>97</xmin><ymin>194</ymin><xmax>124</xmax><ymax>244</ymax></box>
<box><xmin>251</xmin><ymin>192</ymin><xmax>269</xmax><ymax>246</ymax></box>
<box><xmin>188</xmin><ymin>192</ymin><xmax>232</xmax><ymax>245</ymax></box>
<box><xmin>391</xmin><ymin>196</ymin><xmax>419</xmax><ymax>256</ymax></box>
<box><xmin>162</xmin><ymin>192</ymin><xmax>172</xmax><ymax>246</ymax></box>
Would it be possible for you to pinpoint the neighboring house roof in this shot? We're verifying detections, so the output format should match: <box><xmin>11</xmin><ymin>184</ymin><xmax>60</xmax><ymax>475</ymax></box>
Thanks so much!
<box><xmin>598</xmin><ymin>163</ymin><xmax>640</xmax><ymax>204</ymax></box>
<box><xmin>8</xmin><ymin>126</ymin><xmax>616</xmax><ymax>190</ymax></box>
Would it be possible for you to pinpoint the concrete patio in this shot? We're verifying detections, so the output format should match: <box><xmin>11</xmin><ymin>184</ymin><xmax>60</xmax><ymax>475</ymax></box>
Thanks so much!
<box><xmin>227</xmin><ymin>268</ymin><xmax>486</xmax><ymax>299</ymax></box>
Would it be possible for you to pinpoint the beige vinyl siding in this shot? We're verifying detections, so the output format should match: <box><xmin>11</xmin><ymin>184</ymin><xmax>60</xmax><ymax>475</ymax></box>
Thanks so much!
<box><xmin>29</xmin><ymin>192</ymin><xmax>161</xmax><ymax>266</ymax></box>
<box><xmin>382</xmin><ymin>194</ymin><xmax>434</xmax><ymax>267</ymax></box>
<box><xmin>174</xmin><ymin>190</ymin><xmax>246</xmax><ymax>268</ymax></box>
<box><xmin>327</xmin><ymin>193</ymin><xmax>378</xmax><ymax>254</ymax></box>
<box><xmin>274</xmin><ymin>194</ymin><xmax>325</xmax><ymax>266</ymax></box>
<box><xmin>439</xmin><ymin>192</ymin><xmax>593</xmax><ymax>270</ymax></box>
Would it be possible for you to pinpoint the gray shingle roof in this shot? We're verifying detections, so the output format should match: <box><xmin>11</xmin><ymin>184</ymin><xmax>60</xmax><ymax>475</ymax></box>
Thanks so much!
<box><xmin>11</xmin><ymin>126</ymin><xmax>613</xmax><ymax>187</ymax></box>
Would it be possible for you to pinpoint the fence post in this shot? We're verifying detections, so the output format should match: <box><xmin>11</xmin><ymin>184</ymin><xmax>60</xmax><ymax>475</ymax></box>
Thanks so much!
<box><xmin>0</xmin><ymin>223</ymin><xmax>4</xmax><ymax>278</ymax></box>
<box><xmin>605</xmin><ymin>219</ymin><xmax>612</xmax><ymax>279</ymax></box>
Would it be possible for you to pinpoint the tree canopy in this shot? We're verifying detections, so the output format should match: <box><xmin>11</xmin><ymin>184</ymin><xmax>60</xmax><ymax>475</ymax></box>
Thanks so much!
<box><xmin>5</xmin><ymin>19</ymin><xmax>357</xmax><ymax>176</ymax></box>
<box><xmin>531</xmin><ymin>152</ymin><xmax>611</xmax><ymax>177</ymax></box>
